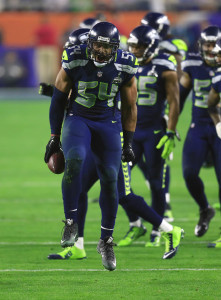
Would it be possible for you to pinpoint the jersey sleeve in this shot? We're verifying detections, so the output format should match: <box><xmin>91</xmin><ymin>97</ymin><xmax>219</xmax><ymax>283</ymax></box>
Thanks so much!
<box><xmin>181</xmin><ymin>52</ymin><xmax>202</xmax><ymax>75</ymax></box>
<box><xmin>152</xmin><ymin>52</ymin><xmax>177</xmax><ymax>72</ymax></box>
<box><xmin>115</xmin><ymin>50</ymin><xmax>139</xmax><ymax>85</ymax></box>
<box><xmin>61</xmin><ymin>45</ymin><xmax>88</xmax><ymax>79</ymax></box>
<box><xmin>212</xmin><ymin>70</ymin><xmax>221</xmax><ymax>92</ymax></box>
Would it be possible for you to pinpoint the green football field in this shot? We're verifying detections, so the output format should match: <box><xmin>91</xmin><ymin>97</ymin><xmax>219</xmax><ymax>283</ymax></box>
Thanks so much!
<box><xmin>1</xmin><ymin>98</ymin><xmax>221</xmax><ymax>299</ymax></box>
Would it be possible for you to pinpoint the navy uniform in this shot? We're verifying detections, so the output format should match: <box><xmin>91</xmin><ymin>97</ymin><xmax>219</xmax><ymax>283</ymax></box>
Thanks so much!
<box><xmin>44</xmin><ymin>22</ymin><xmax>138</xmax><ymax>271</ymax></box>
<box><xmin>179</xmin><ymin>26</ymin><xmax>221</xmax><ymax>237</ymax></box>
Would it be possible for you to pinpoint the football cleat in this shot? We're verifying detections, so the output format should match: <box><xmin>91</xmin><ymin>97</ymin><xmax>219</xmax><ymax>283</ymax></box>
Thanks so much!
<box><xmin>97</xmin><ymin>236</ymin><xmax>116</xmax><ymax>271</ymax></box>
<box><xmin>194</xmin><ymin>207</ymin><xmax>215</xmax><ymax>237</ymax></box>
<box><xmin>48</xmin><ymin>245</ymin><xmax>86</xmax><ymax>260</ymax></box>
<box><xmin>208</xmin><ymin>236</ymin><xmax>221</xmax><ymax>248</ymax></box>
<box><xmin>118</xmin><ymin>225</ymin><xmax>147</xmax><ymax>247</ymax></box>
<box><xmin>60</xmin><ymin>219</ymin><xmax>78</xmax><ymax>248</ymax></box>
<box><xmin>213</xmin><ymin>202</ymin><xmax>221</xmax><ymax>211</ymax></box>
<box><xmin>164</xmin><ymin>203</ymin><xmax>174</xmax><ymax>222</ymax></box>
<box><xmin>145</xmin><ymin>230</ymin><xmax>161</xmax><ymax>247</ymax></box>
<box><xmin>161</xmin><ymin>226</ymin><xmax>185</xmax><ymax>259</ymax></box>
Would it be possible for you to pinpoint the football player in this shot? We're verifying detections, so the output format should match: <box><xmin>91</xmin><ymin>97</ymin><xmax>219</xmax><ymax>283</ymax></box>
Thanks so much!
<box><xmin>118</xmin><ymin>25</ymin><xmax>182</xmax><ymax>248</ymax></box>
<box><xmin>133</xmin><ymin>12</ymin><xmax>187</xmax><ymax>227</ymax></box>
<box><xmin>44</xmin><ymin>22</ymin><xmax>137</xmax><ymax>271</ymax></box>
<box><xmin>207</xmin><ymin>38</ymin><xmax>221</xmax><ymax>247</ymax></box>
<box><xmin>44</xmin><ymin>27</ymin><xmax>184</xmax><ymax>264</ymax></box>
<box><xmin>179</xmin><ymin>25</ymin><xmax>220</xmax><ymax>237</ymax></box>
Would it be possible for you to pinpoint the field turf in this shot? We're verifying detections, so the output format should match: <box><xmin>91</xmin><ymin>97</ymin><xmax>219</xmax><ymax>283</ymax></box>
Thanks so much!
<box><xmin>1</xmin><ymin>98</ymin><xmax>221</xmax><ymax>299</ymax></box>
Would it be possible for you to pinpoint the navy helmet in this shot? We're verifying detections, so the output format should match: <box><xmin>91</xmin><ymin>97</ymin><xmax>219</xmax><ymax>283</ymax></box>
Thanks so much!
<box><xmin>64</xmin><ymin>28</ymin><xmax>89</xmax><ymax>48</ymax></box>
<box><xmin>127</xmin><ymin>25</ymin><xmax>160</xmax><ymax>64</ymax></box>
<box><xmin>88</xmin><ymin>22</ymin><xmax>120</xmax><ymax>66</ymax></box>
<box><xmin>141</xmin><ymin>12</ymin><xmax>170</xmax><ymax>39</ymax></box>
<box><xmin>79</xmin><ymin>17</ymin><xmax>100</xmax><ymax>29</ymax></box>
<box><xmin>212</xmin><ymin>38</ymin><xmax>221</xmax><ymax>66</ymax></box>
<box><xmin>198</xmin><ymin>25</ymin><xmax>221</xmax><ymax>64</ymax></box>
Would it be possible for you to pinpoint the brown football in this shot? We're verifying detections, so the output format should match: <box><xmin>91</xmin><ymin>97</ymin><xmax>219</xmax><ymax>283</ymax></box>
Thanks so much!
<box><xmin>47</xmin><ymin>151</ymin><xmax>65</xmax><ymax>174</ymax></box>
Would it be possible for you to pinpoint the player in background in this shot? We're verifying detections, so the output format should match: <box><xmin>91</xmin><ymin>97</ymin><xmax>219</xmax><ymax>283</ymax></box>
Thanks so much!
<box><xmin>44</xmin><ymin>21</ymin><xmax>138</xmax><ymax>271</ymax></box>
<box><xmin>179</xmin><ymin>26</ymin><xmax>220</xmax><ymax>238</ymax></box>
<box><xmin>118</xmin><ymin>25</ymin><xmax>181</xmax><ymax>248</ymax></box>
<box><xmin>41</xmin><ymin>27</ymin><xmax>185</xmax><ymax>262</ymax></box>
<box><xmin>207</xmin><ymin>38</ymin><xmax>221</xmax><ymax>248</ymax></box>
<box><xmin>135</xmin><ymin>12</ymin><xmax>188</xmax><ymax>225</ymax></box>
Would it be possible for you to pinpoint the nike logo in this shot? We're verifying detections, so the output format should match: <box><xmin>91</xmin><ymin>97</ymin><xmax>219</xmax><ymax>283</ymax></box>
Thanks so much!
<box><xmin>154</xmin><ymin>130</ymin><xmax>161</xmax><ymax>134</ymax></box>
<box><xmin>112</xmin><ymin>121</ymin><xmax>117</xmax><ymax>123</ymax></box>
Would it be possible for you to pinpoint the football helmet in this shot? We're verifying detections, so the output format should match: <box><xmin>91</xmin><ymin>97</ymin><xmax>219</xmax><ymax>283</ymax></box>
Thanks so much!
<box><xmin>127</xmin><ymin>25</ymin><xmax>160</xmax><ymax>64</ymax></box>
<box><xmin>141</xmin><ymin>12</ymin><xmax>170</xmax><ymax>39</ymax></box>
<box><xmin>198</xmin><ymin>25</ymin><xmax>221</xmax><ymax>65</ymax></box>
<box><xmin>79</xmin><ymin>17</ymin><xmax>100</xmax><ymax>29</ymax></box>
<box><xmin>88</xmin><ymin>22</ymin><xmax>120</xmax><ymax>67</ymax></box>
<box><xmin>64</xmin><ymin>28</ymin><xmax>89</xmax><ymax>48</ymax></box>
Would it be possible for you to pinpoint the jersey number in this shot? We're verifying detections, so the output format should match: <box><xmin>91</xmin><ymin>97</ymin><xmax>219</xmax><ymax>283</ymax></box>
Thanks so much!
<box><xmin>75</xmin><ymin>81</ymin><xmax>119</xmax><ymax>108</ymax></box>
<box><xmin>137</xmin><ymin>76</ymin><xmax>157</xmax><ymax>106</ymax></box>
<box><xmin>194</xmin><ymin>79</ymin><xmax>211</xmax><ymax>108</ymax></box>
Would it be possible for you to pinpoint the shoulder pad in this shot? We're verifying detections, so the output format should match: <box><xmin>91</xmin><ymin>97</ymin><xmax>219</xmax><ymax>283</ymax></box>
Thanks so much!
<box><xmin>114</xmin><ymin>49</ymin><xmax>138</xmax><ymax>75</ymax></box>
<box><xmin>152</xmin><ymin>52</ymin><xmax>177</xmax><ymax>71</ymax></box>
<box><xmin>62</xmin><ymin>44</ymin><xmax>88</xmax><ymax>70</ymax></box>
<box><xmin>181</xmin><ymin>52</ymin><xmax>203</xmax><ymax>69</ymax></box>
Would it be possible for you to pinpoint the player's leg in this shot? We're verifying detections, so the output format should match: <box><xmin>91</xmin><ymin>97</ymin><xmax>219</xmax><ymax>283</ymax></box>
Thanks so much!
<box><xmin>92</xmin><ymin>120</ymin><xmax>121</xmax><ymax>270</ymax></box>
<box><xmin>182</xmin><ymin>124</ymin><xmax>215</xmax><ymax>237</ymax></box>
<box><xmin>163</xmin><ymin>164</ymin><xmax>174</xmax><ymax>222</ymax></box>
<box><xmin>48</xmin><ymin>150</ymin><xmax>99</xmax><ymax>260</ymax></box>
<box><xmin>207</xmin><ymin>130</ymin><xmax>221</xmax><ymax>247</ymax></box>
<box><xmin>61</xmin><ymin>116</ymin><xmax>91</xmax><ymax>247</ymax></box>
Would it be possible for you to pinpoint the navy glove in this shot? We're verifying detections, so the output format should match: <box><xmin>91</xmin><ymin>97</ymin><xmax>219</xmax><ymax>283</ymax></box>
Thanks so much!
<box><xmin>122</xmin><ymin>130</ymin><xmax>135</xmax><ymax>162</ymax></box>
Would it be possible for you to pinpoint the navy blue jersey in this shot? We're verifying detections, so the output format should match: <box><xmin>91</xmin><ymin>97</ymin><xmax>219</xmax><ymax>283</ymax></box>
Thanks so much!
<box><xmin>135</xmin><ymin>52</ymin><xmax>177</xmax><ymax>128</ymax></box>
<box><xmin>62</xmin><ymin>44</ymin><xmax>138</xmax><ymax>121</ymax></box>
<box><xmin>181</xmin><ymin>52</ymin><xmax>216</xmax><ymax>123</ymax></box>
<box><xmin>212</xmin><ymin>68</ymin><xmax>221</xmax><ymax>94</ymax></box>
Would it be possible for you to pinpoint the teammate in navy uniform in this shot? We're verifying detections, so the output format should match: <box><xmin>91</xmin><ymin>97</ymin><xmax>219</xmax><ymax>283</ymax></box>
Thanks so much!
<box><xmin>179</xmin><ymin>25</ymin><xmax>220</xmax><ymax>237</ymax></box>
<box><xmin>118</xmin><ymin>25</ymin><xmax>182</xmax><ymax>248</ymax></box>
<box><xmin>207</xmin><ymin>38</ymin><xmax>221</xmax><ymax>247</ymax></box>
<box><xmin>44</xmin><ymin>22</ymin><xmax>138</xmax><ymax>271</ymax></box>
<box><xmin>44</xmin><ymin>27</ymin><xmax>184</xmax><ymax>263</ymax></box>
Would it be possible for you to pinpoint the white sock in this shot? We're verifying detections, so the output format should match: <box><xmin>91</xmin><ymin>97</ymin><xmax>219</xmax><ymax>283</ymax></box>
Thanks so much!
<box><xmin>165</xmin><ymin>193</ymin><xmax>170</xmax><ymax>204</ymax></box>
<box><xmin>75</xmin><ymin>237</ymin><xmax>84</xmax><ymax>249</ymax></box>
<box><xmin>159</xmin><ymin>219</ymin><xmax>173</xmax><ymax>232</ymax></box>
<box><xmin>130</xmin><ymin>219</ymin><xmax>142</xmax><ymax>227</ymax></box>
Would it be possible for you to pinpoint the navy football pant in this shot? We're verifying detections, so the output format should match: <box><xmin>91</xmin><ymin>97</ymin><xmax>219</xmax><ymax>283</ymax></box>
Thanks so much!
<box><xmin>62</xmin><ymin>115</ymin><xmax>121</xmax><ymax>238</ymax></box>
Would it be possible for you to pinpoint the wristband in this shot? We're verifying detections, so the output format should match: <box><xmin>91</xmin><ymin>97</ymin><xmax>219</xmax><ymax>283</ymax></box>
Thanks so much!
<box><xmin>49</xmin><ymin>87</ymin><xmax>68</xmax><ymax>135</ymax></box>
<box><xmin>123</xmin><ymin>130</ymin><xmax>134</xmax><ymax>146</ymax></box>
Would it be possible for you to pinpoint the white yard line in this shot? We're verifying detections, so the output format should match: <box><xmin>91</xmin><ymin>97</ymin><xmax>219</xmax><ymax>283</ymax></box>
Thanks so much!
<box><xmin>0</xmin><ymin>268</ymin><xmax>221</xmax><ymax>272</ymax></box>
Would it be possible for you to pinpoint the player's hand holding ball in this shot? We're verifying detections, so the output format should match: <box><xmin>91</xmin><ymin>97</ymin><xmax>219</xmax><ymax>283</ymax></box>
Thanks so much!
<box><xmin>44</xmin><ymin>136</ymin><xmax>65</xmax><ymax>174</ymax></box>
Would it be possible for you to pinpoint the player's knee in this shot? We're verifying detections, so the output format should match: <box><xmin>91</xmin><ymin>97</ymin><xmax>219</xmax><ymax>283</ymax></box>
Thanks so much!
<box><xmin>63</xmin><ymin>150</ymin><xmax>84</xmax><ymax>183</ymax></box>
<box><xmin>99</xmin><ymin>166</ymin><xmax>118</xmax><ymax>189</ymax></box>
<box><xmin>183</xmin><ymin>167</ymin><xmax>196</xmax><ymax>182</ymax></box>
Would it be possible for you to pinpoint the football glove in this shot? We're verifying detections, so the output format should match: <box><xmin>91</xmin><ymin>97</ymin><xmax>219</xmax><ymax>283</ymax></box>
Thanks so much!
<box><xmin>216</xmin><ymin>122</ymin><xmax>221</xmax><ymax>139</ymax></box>
<box><xmin>39</xmin><ymin>83</ymin><xmax>54</xmax><ymax>97</ymax></box>
<box><xmin>122</xmin><ymin>144</ymin><xmax>135</xmax><ymax>163</ymax></box>
<box><xmin>156</xmin><ymin>130</ymin><xmax>175</xmax><ymax>160</ymax></box>
<box><xmin>44</xmin><ymin>136</ymin><xmax>62</xmax><ymax>163</ymax></box>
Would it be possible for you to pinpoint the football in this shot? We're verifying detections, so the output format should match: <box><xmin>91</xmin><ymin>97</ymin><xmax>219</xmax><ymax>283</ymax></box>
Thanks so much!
<box><xmin>47</xmin><ymin>151</ymin><xmax>65</xmax><ymax>174</ymax></box>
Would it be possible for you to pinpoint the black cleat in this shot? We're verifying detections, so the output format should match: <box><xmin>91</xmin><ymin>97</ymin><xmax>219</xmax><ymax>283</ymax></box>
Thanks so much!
<box><xmin>60</xmin><ymin>219</ymin><xmax>78</xmax><ymax>248</ymax></box>
<box><xmin>97</xmin><ymin>236</ymin><xmax>116</xmax><ymax>271</ymax></box>
<box><xmin>195</xmin><ymin>207</ymin><xmax>215</xmax><ymax>237</ymax></box>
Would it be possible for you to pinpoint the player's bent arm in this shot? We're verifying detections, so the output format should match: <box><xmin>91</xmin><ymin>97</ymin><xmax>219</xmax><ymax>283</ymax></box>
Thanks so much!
<box><xmin>208</xmin><ymin>87</ymin><xmax>221</xmax><ymax>126</ymax></box>
<box><xmin>179</xmin><ymin>71</ymin><xmax>192</xmax><ymax>114</ymax></box>
<box><xmin>173</xmin><ymin>53</ymin><xmax>183</xmax><ymax>80</ymax></box>
<box><xmin>49</xmin><ymin>68</ymin><xmax>72</xmax><ymax>136</ymax></box>
<box><xmin>162</xmin><ymin>70</ymin><xmax>179</xmax><ymax>132</ymax></box>
<box><xmin>120</xmin><ymin>76</ymin><xmax>137</xmax><ymax>132</ymax></box>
